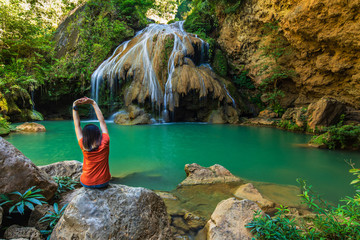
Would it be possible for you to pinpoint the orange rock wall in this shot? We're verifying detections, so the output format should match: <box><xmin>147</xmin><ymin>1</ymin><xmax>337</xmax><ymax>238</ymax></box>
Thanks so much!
<box><xmin>216</xmin><ymin>0</ymin><xmax>360</xmax><ymax>108</ymax></box>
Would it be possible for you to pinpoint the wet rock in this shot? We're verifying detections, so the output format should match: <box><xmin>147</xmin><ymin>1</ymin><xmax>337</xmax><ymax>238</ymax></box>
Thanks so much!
<box><xmin>183</xmin><ymin>211</ymin><xmax>206</xmax><ymax>230</ymax></box>
<box><xmin>203</xmin><ymin>198</ymin><xmax>261</xmax><ymax>240</ymax></box>
<box><xmin>156</xmin><ymin>191</ymin><xmax>178</xmax><ymax>200</ymax></box>
<box><xmin>172</xmin><ymin>217</ymin><xmax>190</xmax><ymax>232</ymax></box>
<box><xmin>16</xmin><ymin>122</ymin><xmax>46</xmax><ymax>132</ymax></box>
<box><xmin>307</xmin><ymin>97</ymin><xmax>346</xmax><ymax>130</ymax></box>
<box><xmin>39</xmin><ymin>160</ymin><xmax>83</xmax><ymax>181</ymax></box>
<box><xmin>28</xmin><ymin>204</ymin><xmax>54</xmax><ymax>231</ymax></box>
<box><xmin>51</xmin><ymin>184</ymin><xmax>173</xmax><ymax>240</ymax></box>
<box><xmin>4</xmin><ymin>225</ymin><xmax>42</xmax><ymax>240</ymax></box>
<box><xmin>282</xmin><ymin>107</ymin><xmax>307</xmax><ymax>128</ymax></box>
<box><xmin>180</xmin><ymin>163</ymin><xmax>241</xmax><ymax>186</ymax></box>
<box><xmin>0</xmin><ymin>138</ymin><xmax>57</xmax><ymax>201</ymax></box>
<box><xmin>258</xmin><ymin>109</ymin><xmax>278</xmax><ymax>119</ymax></box>
<box><xmin>114</xmin><ymin>105</ymin><xmax>151</xmax><ymax>125</ymax></box>
<box><xmin>234</xmin><ymin>183</ymin><xmax>275</xmax><ymax>210</ymax></box>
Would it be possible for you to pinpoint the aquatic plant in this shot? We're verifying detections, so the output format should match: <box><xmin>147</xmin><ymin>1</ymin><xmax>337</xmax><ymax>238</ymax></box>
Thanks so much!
<box><xmin>53</xmin><ymin>176</ymin><xmax>79</xmax><ymax>198</ymax></box>
<box><xmin>40</xmin><ymin>203</ymin><xmax>68</xmax><ymax>240</ymax></box>
<box><xmin>0</xmin><ymin>186</ymin><xmax>47</xmax><ymax>215</ymax></box>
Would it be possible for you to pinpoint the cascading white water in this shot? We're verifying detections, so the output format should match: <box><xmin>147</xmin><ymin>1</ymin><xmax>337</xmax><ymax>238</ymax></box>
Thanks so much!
<box><xmin>90</xmin><ymin>21</ymin><xmax>236</xmax><ymax>121</ymax></box>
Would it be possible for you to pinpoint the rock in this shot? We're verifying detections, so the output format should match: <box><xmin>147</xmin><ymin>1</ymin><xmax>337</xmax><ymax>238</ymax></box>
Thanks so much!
<box><xmin>234</xmin><ymin>183</ymin><xmax>275</xmax><ymax>210</ymax></box>
<box><xmin>4</xmin><ymin>225</ymin><xmax>42</xmax><ymax>240</ymax></box>
<box><xmin>307</xmin><ymin>97</ymin><xmax>346</xmax><ymax>130</ymax></box>
<box><xmin>0</xmin><ymin>138</ymin><xmax>57</xmax><ymax>201</ymax></box>
<box><xmin>180</xmin><ymin>163</ymin><xmax>241</xmax><ymax>186</ymax></box>
<box><xmin>216</xmin><ymin>0</ymin><xmax>360</xmax><ymax>108</ymax></box>
<box><xmin>258</xmin><ymin>109</ymin><xmax>278</xmax><ymax>119</ymax></box>
<box><xmin>51</xmin><ymin>184</ymin><xmax>173</xmax><ymax>240</ymax></box>
<box><xmin>39</xmin><ymin>160</ymin><xmax>83</xmax><ymax>181</ymax></box>
<box><xmin>155</xmin><ymin>191</ymin><xmax>178</xmax><ymax>201</ymax></box>
<box><xmin>114</xmin><ymin>105</ymin><xmax>151</xmax><ymax>125</ymax></box>
<box><xmin>203</xmin><ymin>198</ymin><xmax>262</xmax><ymax>240</ymax></box>
<box><xmin>282</xmin><ymin>107</ymin><xmax>307</xmax><ymax>128</ymax></box>
<box><xmin>208</xmin><ymin>110</ymin><xmax>225</xmax><ymax>124</ymax></box>
<box><xmin>245</xmin><ymin>118</ymin><xmax>275</xmax><ymax>126</ymax></box>
<box><xmin>172</xmin><ymin>217</ymin><xmax>190</xmax><ymax>232</ymax></box>
<box><xmin>183</xmin><ymin>211</ymin><xmax>206</xmax><ymax>230</ymax></box>
<box><xmin>28</xmin><ymin>204</ymin><xmax>54</xmax><ymax>230</ymax></box>
<box><xmin>16</xmin><ymin>122</ymin><xmax>46</xmax><ymax>132</ymax></box>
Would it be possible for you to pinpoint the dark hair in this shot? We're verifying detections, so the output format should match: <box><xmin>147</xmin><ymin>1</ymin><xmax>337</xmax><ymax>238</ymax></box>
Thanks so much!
<box><xmin>82</xmin><ymin>124</ymin><xmax>102</xmax><ymax>152</ymax></box>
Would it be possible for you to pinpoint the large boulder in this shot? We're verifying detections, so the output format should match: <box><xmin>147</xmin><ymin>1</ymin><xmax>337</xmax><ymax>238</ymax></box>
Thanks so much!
<box><xmin>50</xmin><ymin>184</ymin><xmax>173</xmax><ymax>240</ymax></box>
<box><xmin>282</xmin><ymin>107</ymin><xmax>307</xmax><ymax>128</ymax></box>
<box><xmin>39</xmin><ymin>160</ymin><xmax>83</xmax><ymax>181</ymax></box>
<box><xmin>4</xmin><ymin>225</ymin><xmax>42</xmax><ymax>240</ymax></box>
<box><xmin>307</xmin><ymin>97</ymin><xmax>346</xmax><ymax>130</ymax></box>
<box><xmin>0</xmin><ymin>138</ymin><xmax>57</xmax><ymax>201</ymax></box>
<box><xmin>203</xmin><ymin>198</ymin><xmax>262</xmax><ymax>240</ymax></box>
<box><xmin>180</xmin><ymin>163</ymin><xmax>242</xmax><ymax>186</ymax></box>
<box><xmin>16</xmin><ymin>122</ymin><xmax>46</xmax><ymax>132</ymax></box>
<box><xmin>234</xmin><ymin>183</ymin><xmax>275</xmax><ymax>210</ymax></box>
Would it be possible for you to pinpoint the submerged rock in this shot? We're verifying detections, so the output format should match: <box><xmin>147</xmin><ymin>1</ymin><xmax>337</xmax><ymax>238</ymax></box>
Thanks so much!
<box><xmin>39</xmin><ymin>160</ymin><xmax>83</xmax><ymax>181</ymax></box>
<box><xmin>51</xmin><ymin>184</ymin><xmax>173</xmax><ymax>240</ymax></box>
<box><xmin>180</xmin><ymin>163</ymin><xmax>242</xmax><ymax>186</ymax></box>
<box><xmin>4</xmin><ymin>225</ymin><xmax>42</xmax><ymax>240</ymax></box>
<box><xmin>16</xmin><ymin>122</ymin><xmax>46</xmax><ymax>132</ymax></box>
<box><xmin>0</xmin><ymin>137</ymin><xmax>57</xmax><ymax>201</ymax></box>
<box><xmin>203</xmin><ymin>198</ymin><xmax>261</xmax><ymax>240</ymax></box>
<box><xmin>114</xmin><ymin>105</ymin><xmax>151</xmax><ymax>125</ymax></box>
<box><xmin>307</xmin><ymin>97</ymin><xmax>346</xmax><ymax>130</ymax></box>
<box><xmin>234</xmin><ymin>183</ymin><xmax>275</xmax><ymax>210</ymax></box>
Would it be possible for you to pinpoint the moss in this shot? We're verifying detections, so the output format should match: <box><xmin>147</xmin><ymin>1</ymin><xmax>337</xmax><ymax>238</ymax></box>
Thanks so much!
<box><xmin>212</xmin><ymin>49</ymin><xmax>228</xmax><ymax>77</ymax></box>
<box><xmin>277</xmin><ymin>120</ymin><xmax>305</xmax><ymax>132</ymax></box>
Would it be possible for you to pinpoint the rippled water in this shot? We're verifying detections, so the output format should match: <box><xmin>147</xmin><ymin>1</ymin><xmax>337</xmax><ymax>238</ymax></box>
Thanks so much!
<box><xmin>5</xmin><ymin>121</ymin><xmax>360</xmax><ymax>202</ymax></box>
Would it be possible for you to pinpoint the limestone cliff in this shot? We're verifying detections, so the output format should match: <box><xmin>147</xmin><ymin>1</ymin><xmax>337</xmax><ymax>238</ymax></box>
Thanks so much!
<box><xmin>216</xmin><ymin>0</ymin><xmax>360</xmax><ymax>109</ymax></box>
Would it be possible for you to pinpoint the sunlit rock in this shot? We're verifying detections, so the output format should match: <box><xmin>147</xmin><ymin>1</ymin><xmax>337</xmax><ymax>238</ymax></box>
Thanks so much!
<box><xmin>39</xmin><ymin>160</ymin><xmax>83</xmax><ymax>182</ymax></box>
<box><xmin>234</xmin><ymin>183</ymin><xmax>275</xmax><ymax>210</ymax></box>
<box><xmin>16</xmin><ymin>122</ymin><xmax>46</xmax><ymax>132</ymax></box>
<box><xmin>51</xmin><ymin>184</ymin><xmax>173</xmax><ymax>240</ymax></box>
<box><xmin>203</xmin><ymin>198</ymin><xmax>261</xmax><ymax>240</ymax></box>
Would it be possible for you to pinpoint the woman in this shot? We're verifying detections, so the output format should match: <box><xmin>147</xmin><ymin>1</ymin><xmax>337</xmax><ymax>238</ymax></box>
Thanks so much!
<box><xmin>73</xmin><ymin>97</ymin><xmax>111</xmax><ymax>189</ymax></box>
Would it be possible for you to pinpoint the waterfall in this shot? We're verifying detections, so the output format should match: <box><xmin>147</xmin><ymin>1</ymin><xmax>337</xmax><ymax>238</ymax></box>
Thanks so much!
<box><xmin>91</xmin><ymin>21</ymin><xmax>235</xmax><ymax>121</ymax></box>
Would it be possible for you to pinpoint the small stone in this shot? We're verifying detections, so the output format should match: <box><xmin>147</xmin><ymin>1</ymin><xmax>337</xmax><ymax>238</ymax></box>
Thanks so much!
<box><xmin>4</xmin><ymin>225</ymin><xmax>42</xmax><ymax>240</ymax></box>
<box><xmin>234</xmin><ymin>183</ymin><xmax>275</xmax><ymax>210</ymax></box>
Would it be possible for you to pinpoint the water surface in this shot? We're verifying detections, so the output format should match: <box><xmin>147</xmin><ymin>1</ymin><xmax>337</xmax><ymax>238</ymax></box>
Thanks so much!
<box><xmin>5</xmin><ymin>121</ymin><xmax>360</xmax><ymax>202</ymax></box>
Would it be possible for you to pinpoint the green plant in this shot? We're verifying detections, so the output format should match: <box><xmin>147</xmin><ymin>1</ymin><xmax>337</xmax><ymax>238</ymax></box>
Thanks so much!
<box><xmin>40</xmin><ymin>203</ymin><xmax>68</xmax><ymax>240</ymax></box>
<box><xmin>0</xmin><ymin>186</ymin><xmax>47</xmax><ymax>215</ymax></box>
<box><xmin>233</xmin><ymin>71</ymin><xmax>255</xmax><ymax>90</ymax></box>
<box><xmin>212</xmin><ymin>49</ymin><xmax>228</xmax><ymax>77</ymax></box>
<box><xmin>53</xmin><ymin>176</ymin><xmax>79</xmax><ymax>198</ymax></box>
<box><xmin>246</xmin><ymin>205</ymin><xmax>302</xmax><ymax>239</ymax></box>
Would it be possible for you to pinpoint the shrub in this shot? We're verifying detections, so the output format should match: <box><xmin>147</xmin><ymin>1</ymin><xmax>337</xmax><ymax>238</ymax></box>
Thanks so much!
<box><xmin>40</xmin><ymin>203</ymin><xmax>68</xmax><ymax>240</ymax></box>
<box><xmin>53</xmin><ymin>176</ymin><xmax>79</xmax><ymax>198</ymax></box>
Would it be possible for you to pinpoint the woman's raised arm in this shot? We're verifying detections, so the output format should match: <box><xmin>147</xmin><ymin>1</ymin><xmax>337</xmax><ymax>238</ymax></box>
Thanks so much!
<box><xmin>91</xmin><ymin>100</ymin><xmax>108</xmax><ymax>134</ymax></box>
<box><xmin>73</xmin><ymin>99</ymin><xmax>84</xmax><ymax>141</ymax></box>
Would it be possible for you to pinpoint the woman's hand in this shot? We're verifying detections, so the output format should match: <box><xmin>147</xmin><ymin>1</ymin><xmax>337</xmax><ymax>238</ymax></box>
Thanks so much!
<box><xmin>73</xmin><ymin>97</ymin><xmax>95</xmax><ymax>106</ymax></box>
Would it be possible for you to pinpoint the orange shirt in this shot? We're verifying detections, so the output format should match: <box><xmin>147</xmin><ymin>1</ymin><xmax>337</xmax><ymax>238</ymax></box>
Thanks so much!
<box><xmin>78</xmin><ymin>133</ymin><xmax>111</xmax><ymax>186</ymax></box>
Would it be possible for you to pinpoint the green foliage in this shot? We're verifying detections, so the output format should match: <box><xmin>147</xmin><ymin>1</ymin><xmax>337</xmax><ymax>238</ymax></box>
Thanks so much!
<box><xmin>223</xmin><ymin>0</ymin><xmax>244</xmax><ymax>14</ymax></box>
<box><xmin>277</xmin><ymin>120</ymin><xmax>304</xmax><ymax>131</ymax></box>
<box><xmin>175</xmin><ymin>0</ymin><xmax>192</xmax><ymax>20</ymax></box>
<box><xmin>233</xmin><ymin>71</ymin><xmax>255</xmax><ymax>90</ymax></box>
<box><xmin>53</xmin><ymin>176</ymin><xmax>79</xmax><ymax>198</ymax></box>
<box><xmin>247</xmin><ymin>171</ymin><xmax>360</xmax><ymax>239</ymax></box>
<box><xmin>0</xmin><ymin>186</ymin><xmax>46</xmax><ymax>215</ymax></box>
<box><xmin>256</xmin><ymin>21</ymin><xmax>296</xmax><ymax>112</ymax></box>
<box><xmin>162</xmin><ymin>37</ymin><xmax>175</xmax><ymax>68</ymax></box>
<box><xmin>212</xmin><ymin>49</ymin><xmax>228</xmax><ymax>77</ymax></box>
<box><xmin>246</xmin><ymin>206</ymin><xmax>302</xmax><ymax>239</ymax></box>
<box><xmin>40</xmin><ymin>203</ymin><xmax>68</xmax><ymax>240</ymax></box>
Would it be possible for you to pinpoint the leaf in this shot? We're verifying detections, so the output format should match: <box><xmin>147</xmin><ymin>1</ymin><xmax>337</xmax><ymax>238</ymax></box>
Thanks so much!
<box><xmin>27</xmin><ymin>198</ymin><xmax>42</xmax><ymax>205</ymax></box>
<box><xmin>25</xmin><ymin>201</ymin><xmax>35</xmax><ymax>210</ymax></box>
<box><xmin>9</xmin><ymin>205</ymin><xmax>16</xmax><ymax>214</ymax></box>
<box><xmin>17</xmin><ymin>203</ymin><xmax>25</xmax><ymax>215</ymax></box>
<box><xmin>350</xmin><ymin>179</ymin><xmax>360</xmax><ymax>185</ymax></box>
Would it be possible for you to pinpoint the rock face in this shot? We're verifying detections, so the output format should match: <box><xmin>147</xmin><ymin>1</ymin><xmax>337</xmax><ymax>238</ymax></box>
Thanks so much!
<box><xmin>180</xmin><ymin>163</ymin><xmax>242</xmax><ymax>186</ymax></box>
<box><xmin>204</xmin><ymin>198</ymin><xmax>261</xmax><ymax>240</ymax></box>
<box><xmin>39</xmin><ymin>160</ymin><xmax>83</xmax><ymax>181</ymax></box>
<box><xmin>258</xmin><ymin>109</ymin><xmax>278</xmax><ymax>119</ymax></box>
<box><xmin>0</xmin><ymin>137</ymin><xmax>57</xmax><ymax>201</ymax></box>
<box><xmin>4</xmin><ymin>225</ymin><xmax>42</xmax><ymax>240</ymax></box>
<box><xmin>114</xmin><ymin>105</ymin><xmax>152</xmax><ymax>125</ymax></box>
<box><xmin>282</xmin><ymin>107</ymin><xmax>307</xmax><ymax>128</ymax></box>
<box><xmin>16</xmin><ymin>122</ymin><xmax>46</xmax><ymax>132</ymax></box>
<box><xmin>306</xmin><ymin>97</ymin><xmax>346</xmax><ymax>130</ymax></box>
<box><xmin>234</xmin><ymin>183</ymin><xmax>275</xmax><ymax>210</ymax></box>
<box><xmin>217</xmin><ymin>0</ymin><xmax>360</xmax><ymax>108</ymax></box>
<box><xmin>28</xmin><ymin>204</ymin><xmax>54</xmax><ymax>230</ymax></box>
<box><xmin>51</xmin><ymin>184</ymin><xmax>173</xmax><ymax>240</ymax></box>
